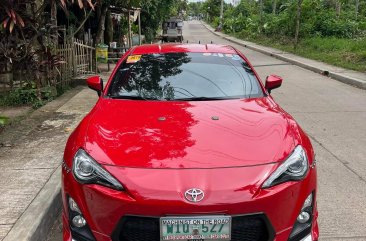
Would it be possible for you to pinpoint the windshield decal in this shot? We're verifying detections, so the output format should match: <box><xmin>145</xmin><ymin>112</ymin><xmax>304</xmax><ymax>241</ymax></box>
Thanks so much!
<box><xmin>232</xmin><ymin>54</ymin><xmax>241</xmax><ymax>61</ymax></box>
<box><xmin>203</xmin><ymin>53</ymin><xmax>234</xmax><ymax>58</ymax></box>
<box><xmin>127</xmin><ymin>55</ymin><xmax>142</xmax><ymax>64</ymax></box>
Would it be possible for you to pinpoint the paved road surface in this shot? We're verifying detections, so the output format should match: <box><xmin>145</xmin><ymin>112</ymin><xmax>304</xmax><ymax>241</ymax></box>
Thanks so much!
<box><xmin>184</xmin><ymin>20</ymin><xmax>366</xmax><ymax>240</ymax></box>
<box><xmin>47</xmin><ymin>20</ymin><xmax>366</xmax><ymax>241</ymax></box>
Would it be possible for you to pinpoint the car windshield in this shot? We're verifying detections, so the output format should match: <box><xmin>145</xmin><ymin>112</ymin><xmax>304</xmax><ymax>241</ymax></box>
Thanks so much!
<box><xmin>107</xmin><ymin>52</ymin><xmax>264</xmax><ymax>101</ymax></box>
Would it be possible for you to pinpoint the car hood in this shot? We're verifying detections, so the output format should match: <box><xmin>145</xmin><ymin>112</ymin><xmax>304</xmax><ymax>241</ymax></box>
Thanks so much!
<box><xmin>84</xmin><ymin>97</ymin><xmax>295</xmax><ymax>168</ymax></box>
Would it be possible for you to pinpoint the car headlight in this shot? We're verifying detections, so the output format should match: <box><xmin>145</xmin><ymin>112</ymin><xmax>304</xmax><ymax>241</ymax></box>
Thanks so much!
<box><xmin>72</xmin><ymin>149</ymin><xmax>124</xmax><ymax>190</ymax></box>
<box><xmin>262</xmin><ymin>145</ymin><xmax>309</xmax><ymax>188</ymax></box>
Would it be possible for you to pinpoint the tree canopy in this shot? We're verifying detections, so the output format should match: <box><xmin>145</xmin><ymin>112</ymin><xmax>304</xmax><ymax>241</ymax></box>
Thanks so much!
<box><xmin>196</xmin><ymin>0</ymin><xmax>366</xmax><ymax>40</ymax></box>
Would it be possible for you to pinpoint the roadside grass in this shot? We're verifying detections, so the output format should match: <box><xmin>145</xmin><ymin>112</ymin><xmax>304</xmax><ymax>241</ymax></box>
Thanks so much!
<box><xmin>0</xmin><ymin>116</ymin><xmax>9</xmax><ymax>133</ymax></box>
<box><xmin>240</xmin><ymin>34</ymin><xmax>366</xmax><ymax>72</ymax></box>
<box><xmin>0</xmin><ymin>116</ymin><xmax>9</xmax><ymax>126</ymax></box>
<box><xmin>0</xmin><ymin>84</ymin><xmax>72</xmax><ymax>108</ymax></box>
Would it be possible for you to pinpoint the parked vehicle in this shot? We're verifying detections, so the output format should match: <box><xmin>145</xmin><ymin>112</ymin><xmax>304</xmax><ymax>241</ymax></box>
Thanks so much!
<box><xmin>62</xmin><ymin>44</ymin><xmax>319</xmax><ymax>241</ymax></box>
<box><xmin>162</xmin><ymin>17</ymin><xmax>184</xmax><ymax>42</ymax></box>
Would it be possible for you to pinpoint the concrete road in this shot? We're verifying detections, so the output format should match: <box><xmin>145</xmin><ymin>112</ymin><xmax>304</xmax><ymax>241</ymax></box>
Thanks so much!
<box><xmin>183</xmin><ymin>21</ymin><xmax>366</xmax><ymax>240</ymax></box>
<box><xmin>47</xmin><ymin>21</ymin><xmax>366</xmax><ymax>241</ymax></box>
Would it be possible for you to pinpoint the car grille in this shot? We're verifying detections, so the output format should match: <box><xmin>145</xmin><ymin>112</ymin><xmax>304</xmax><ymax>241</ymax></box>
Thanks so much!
<box><xmin>118</xmin><ymin>216</ymin><xmax>160</xmax><ymax>240</ymax></box>
<box><xmin>116</xmin><ymin>215</ymin><xmax>272</xmax><ymax>241</ymax></box>
<box><xmin>231</xmin><ymin>215</ymin><xmax>269</xmax><ymax>241</ymax></box>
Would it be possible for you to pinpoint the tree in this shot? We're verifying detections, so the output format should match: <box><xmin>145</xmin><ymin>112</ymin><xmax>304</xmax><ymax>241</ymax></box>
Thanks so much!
<box><xmin>202</xmin><ymin>0</ymin><xmax>221</xmax><ymax>22</ymax></box>
<box><xmin>335</xmin><ymin>0</ymin><xmax>341</xmax><ymax>17</ymax></box>
<box><xmin>176</xmin><ymin>0</ymin><xmax>188</xmax><ymax>16</ymax></box>
<box><xmin>188</xmin><ymin>2</ymin><xmax>202</xmax><ymax>16</ymax></box>
<box><xmin>95</xmin><ymin>2</ymin><xmax>109</xmax><ymax>44</ymax></box>
<box><xmin>272</xmin><ymin>0</ymin><xmax>277</xmax><ymax>14</ymax></box>
<box><xmin>94</xmin><ymin>0</ymin><xmax>144</xmax><ymax>44</ymax></box>
<box><xmin>0</xmin><ymin>0</ymin><xmax>95</xmax><ymax>100</ymax></box>
<box><xmin>140</xmin><ymin>0</ymin><xmax>179</xmax><ymax>42</ymax></box>
<box><xmin>49</xmin><ymin>0</ymin><xmax>95</xmax><ymax>36</ymax></box>
<box><xmin>294</xmin><ymin>0</ymin><xmax>303</xmax><ymax>48</ymax></box>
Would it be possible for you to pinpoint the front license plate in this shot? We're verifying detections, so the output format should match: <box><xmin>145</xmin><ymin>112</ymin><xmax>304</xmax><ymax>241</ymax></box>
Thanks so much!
<box><xmin>160</xmin><ymin>216</ymin><xmax>231</xmax><ymax>240</ymax></box>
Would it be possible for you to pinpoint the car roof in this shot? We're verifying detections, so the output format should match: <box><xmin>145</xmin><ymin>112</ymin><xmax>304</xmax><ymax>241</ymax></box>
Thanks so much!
<box><xmin>130</xmin><ymin>44</ymin><xmax>238</xmax><ymax>55</ymax></box>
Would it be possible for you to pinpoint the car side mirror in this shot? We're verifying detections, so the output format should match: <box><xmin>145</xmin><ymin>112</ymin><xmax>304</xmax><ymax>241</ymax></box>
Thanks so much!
<box><xmin>87</xmin><ymin>76</ymin><xmax>103</xmax><ymax>96</ymax></box>
<box><xmin>265</xmin><ymin>75</ymin><xmax>282</xmax><ymax>94</ymax></box>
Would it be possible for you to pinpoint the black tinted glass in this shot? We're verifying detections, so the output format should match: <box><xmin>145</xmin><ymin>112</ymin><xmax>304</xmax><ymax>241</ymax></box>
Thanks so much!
<box><xmin>107</xmin><ymin>52</ymin><xmax>263</xmax><ymax>101</ymax></box>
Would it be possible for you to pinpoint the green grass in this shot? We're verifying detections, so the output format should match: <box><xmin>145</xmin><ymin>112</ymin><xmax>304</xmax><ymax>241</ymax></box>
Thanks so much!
<box><xmin>234</xmin><ymin>34</ymin><xmax>366</xmax><ymax>72</ymax></box>
<box><xmin>0</xmin><ymin>116</ymin><xmax>9</xmax><ymax>126</ymax></box>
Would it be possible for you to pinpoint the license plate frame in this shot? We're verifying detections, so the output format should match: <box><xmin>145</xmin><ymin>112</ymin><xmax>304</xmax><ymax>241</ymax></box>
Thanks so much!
<box><xmin>160</xmin><ymin>215</ymin><xmax>231</xmax><ymax>241</ymax></box>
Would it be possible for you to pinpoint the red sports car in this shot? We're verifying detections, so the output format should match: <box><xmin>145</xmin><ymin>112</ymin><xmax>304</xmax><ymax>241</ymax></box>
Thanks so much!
<box><xmin>62</xmin><ymin>44</ymin><xmax>318</xmax><ymax>241</ymax></box>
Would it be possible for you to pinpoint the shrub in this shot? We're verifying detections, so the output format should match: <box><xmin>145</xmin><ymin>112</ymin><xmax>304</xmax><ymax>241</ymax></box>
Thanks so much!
<box><xmin>314</xmin><ymin>12</ymin><xmax>359</xmax><ymax>38</ymax></box>
<box><xmin>0</xmin><ymin>86</ymin><xmax>55</xmax><ymax>108</ymax></box>
<box><xmin>2</xmin><ymin>88</ymin><xmax>39</xmax><ymax>106</ymax></box>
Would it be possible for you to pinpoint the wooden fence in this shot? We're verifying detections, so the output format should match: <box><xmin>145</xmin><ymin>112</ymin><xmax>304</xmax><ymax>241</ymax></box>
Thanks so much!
<box><xmin>0</xmin><ymin>38</ymin><xmax>95</xmax><ymax>94</ymax></box>
<box><xmin>57</xmin><ymin>38</ymin><xmax>96</xmax><ymax>85</ymax></box>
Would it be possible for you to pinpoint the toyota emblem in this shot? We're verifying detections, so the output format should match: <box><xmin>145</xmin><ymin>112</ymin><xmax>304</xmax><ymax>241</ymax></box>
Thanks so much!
<box><xmin>185</xmin><ymin>188</ymin><xmax>204</xmax><ymax>203</ymax></box>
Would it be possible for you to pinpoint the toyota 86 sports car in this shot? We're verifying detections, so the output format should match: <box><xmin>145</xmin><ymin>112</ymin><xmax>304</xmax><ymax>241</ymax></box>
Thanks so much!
<box><xmin>62</xmin><ymin>44</ymin><xmax>318</xmax><ymax>241</ymax></box>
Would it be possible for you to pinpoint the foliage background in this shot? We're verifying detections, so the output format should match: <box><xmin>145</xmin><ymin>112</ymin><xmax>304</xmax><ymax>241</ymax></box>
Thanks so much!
<box><xmin>189</xmin><ymin>0</ymin><xmax>366</xmax><ymax>71</ymax></box>
<box><xmin>0</xmin><ymin>0</ymin><xmax>184</xmax><ymax>107</ymax></box>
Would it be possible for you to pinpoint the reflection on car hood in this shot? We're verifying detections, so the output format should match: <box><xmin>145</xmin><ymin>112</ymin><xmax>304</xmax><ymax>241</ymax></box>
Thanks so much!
<box><xmin>84</xmin><ymin>97</ymin><xmax>295</xmax><ymax>168</ymax></box>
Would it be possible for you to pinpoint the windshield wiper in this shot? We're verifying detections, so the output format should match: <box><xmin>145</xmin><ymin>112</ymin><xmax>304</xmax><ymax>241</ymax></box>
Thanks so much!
<box><xmin>172</xmin><ymin>96</ymin><xmax>230</xmax><ymax>101</ymax></box>
<box><xmin>109</xmin><ymin>95</ymin><xmax>157</xmax><ymax>100</ymax></box>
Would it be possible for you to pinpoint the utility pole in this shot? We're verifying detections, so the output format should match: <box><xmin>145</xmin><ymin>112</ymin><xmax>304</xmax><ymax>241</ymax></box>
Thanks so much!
<box><xmin>220</xmin><ymin>0</ymin><xmax>224</xmax><ymax>27</ymax></box>
<box><xmin>207</xmin><ymin>6</ymin><xmax>210</xmax><ymax>22</ymax></box>
<box><xmin>294</xmin><ymin>0</ymin><xmax>303</xmax><ymax>49</ymax></box>
<box><xmin>138</xmin><ymin>9</ymin><xmax>141</xmax><ymax>45</ymax></box>
<box><xmin>128</xmin><ymin>10</ymin><xmax>132</xmax><ymax>47</ymax></box>
<box><xmin>272</xmin><ymin>0</ymin><xmax>277</xmax><ymax>14</ymax></box>
<box><xmin>259</xmin><ymin>0</ymin><xmax>263</xmax><ymax>32</ymax></box>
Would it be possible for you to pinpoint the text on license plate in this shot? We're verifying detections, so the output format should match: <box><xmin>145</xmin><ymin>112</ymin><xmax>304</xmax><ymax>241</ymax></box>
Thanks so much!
<box><xmin>160</xmin><ymin>216</ymin><xmax>231</xmax><ymax>240</ymax></box>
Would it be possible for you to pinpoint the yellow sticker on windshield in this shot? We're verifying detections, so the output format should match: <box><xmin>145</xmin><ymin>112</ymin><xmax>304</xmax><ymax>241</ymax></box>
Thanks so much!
<box><xmin>126</xmin><ymin>55</ymin><xmax>142</xmax><ymax>63</ymax></box>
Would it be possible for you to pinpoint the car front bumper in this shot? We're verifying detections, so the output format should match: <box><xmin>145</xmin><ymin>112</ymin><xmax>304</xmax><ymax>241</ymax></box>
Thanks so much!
<box><xmin>62</xmin><ymin>164</ymin><xmax>319</xmax><ymax>241</ymax></box>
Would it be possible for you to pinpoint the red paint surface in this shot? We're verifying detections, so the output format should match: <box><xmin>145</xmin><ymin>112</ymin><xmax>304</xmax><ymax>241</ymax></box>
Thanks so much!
<box><xmin>62</xmin><ymin>44</ymin><xmax>318</xmax><ymax>241</ymax></box>
<box><xmin>87</xmin><ymin>76</ymin><xmax>103</xmax><ymax>92</ymax></box>
<box><xmin>265</xmin><ymin>75</ymin><xmax>283</xmax><ymax>91</ymax></box>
